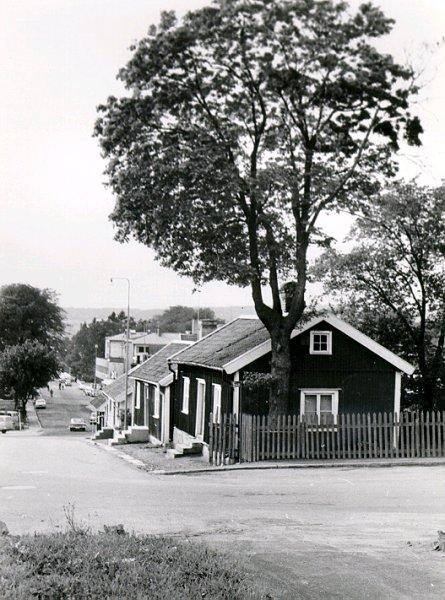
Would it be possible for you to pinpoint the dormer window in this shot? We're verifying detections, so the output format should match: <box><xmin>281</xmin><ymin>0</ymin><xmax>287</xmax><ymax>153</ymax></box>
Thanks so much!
<box><xmin>310</xmin><ymin>331</ymin><xmax>332</xmax><ymax>355</ymax></box>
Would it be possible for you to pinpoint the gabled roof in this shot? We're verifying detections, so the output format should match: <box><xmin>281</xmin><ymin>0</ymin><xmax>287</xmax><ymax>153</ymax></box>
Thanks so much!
<box><xmin>170</xmin><ymin>318</ymin><xmax>269</xmax><ymax>371</ymax></box>
<box><xmin>101</xmin><ymin>372</ymin><xmax>135</xmax><ymax>403</ymax></box>
<box><xmin>130</xmin><ymin>342</ymin><xmax>191</xmax><ymax>386</ymax></box>
<box><xmin>91</xmin><ymin>395</ymin><xmax>106</xmax><ymax>409</ymax></box>
<box><xmin>171</xmin><ymin>314</ymin><xmax>415</xmax><ymax>375</ymax></box>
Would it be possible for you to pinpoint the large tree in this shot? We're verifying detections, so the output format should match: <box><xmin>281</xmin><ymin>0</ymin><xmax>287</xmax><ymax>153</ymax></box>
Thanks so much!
<box><xmin>0</xmin><ymin>341</ymin><xmax>60</xmax><ymax>418</ymax></box>
<box><xmin>0</xmin><ymin>284</ymin><xmax>65</xmax><ymax>351</ymax></box>
<box><xmin>315</xmin><ymin>182</ymin><xmax>445</xmax><ymax>410</ymax></box>
<box><xmin>95</xmin><ymin>0</ymin><xmax>421</xmax><ymax>415</ymax></box>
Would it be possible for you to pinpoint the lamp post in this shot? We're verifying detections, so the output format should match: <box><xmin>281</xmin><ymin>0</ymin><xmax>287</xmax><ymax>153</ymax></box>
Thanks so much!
<box><xmin>110</xmin><ymin>277</ymin><xmax>131</xmax><ymax>430</ymax></box>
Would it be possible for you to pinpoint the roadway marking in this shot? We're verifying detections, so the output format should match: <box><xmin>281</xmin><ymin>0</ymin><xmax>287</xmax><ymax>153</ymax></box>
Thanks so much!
<box><xmin>1</xmin><ymin>485</ymin><xmax>36</xmax><ymax>490</ymax></box>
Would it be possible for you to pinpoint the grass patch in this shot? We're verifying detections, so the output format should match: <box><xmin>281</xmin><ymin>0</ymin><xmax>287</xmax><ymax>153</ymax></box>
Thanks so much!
<box><xmin>0</xmin><ymin>527</ymin><xmax>265</xmax><ymax>599</ymax></box>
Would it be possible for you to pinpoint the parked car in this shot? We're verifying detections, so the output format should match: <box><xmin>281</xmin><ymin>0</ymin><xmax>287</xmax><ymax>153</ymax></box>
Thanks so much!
<box><xmin>35</xmin><ymin>398</ymin><xmax>46</xmax><ymax>409</ymax></box>
<box><xmin>89</xmin><ymin>412</ymin><xmax>98</xmax><ymax>425</ymax></box>
<box><xmin>0</xmin><ymin>410</ymin><xmax>20</xmax><ymax>429</ymax></box>
<box><xmin>69</xmin><ymin>418</ymin><xmax>86</xmax><ymax>432</ymax></box>
<box><xmin>0</xmin><ymin>414</ymin><xmax>14</xmax><ymax>433</ymax></box>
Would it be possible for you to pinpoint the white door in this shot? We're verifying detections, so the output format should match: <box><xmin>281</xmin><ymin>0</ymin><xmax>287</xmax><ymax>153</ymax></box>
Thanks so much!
<box><xmin>195</xmin><ymin>380</ymin><xmax>206</xmax><ymax>440</ymax></box>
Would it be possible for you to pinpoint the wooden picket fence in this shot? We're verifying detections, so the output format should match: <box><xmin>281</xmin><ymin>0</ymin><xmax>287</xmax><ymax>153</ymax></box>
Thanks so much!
<box><xmin>208</xmin><ymin>413</ymin><xmax>238</xmax><ymax>466</ymax></box>
<box><xmin>208</xmin><ymin>411</ymin><xmax>445</xmax><ymax>465</ymax></box>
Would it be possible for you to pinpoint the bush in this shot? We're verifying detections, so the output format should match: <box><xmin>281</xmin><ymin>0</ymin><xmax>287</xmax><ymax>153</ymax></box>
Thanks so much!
<box><xmin>0</xmin><ymin>529</ymin><xmax>262</xmax><ymax>599</ymax></box>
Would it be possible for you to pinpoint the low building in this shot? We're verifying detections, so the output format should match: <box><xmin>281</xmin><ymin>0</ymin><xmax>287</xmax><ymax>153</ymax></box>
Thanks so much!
<box><xmin>130</xmin><ymin>342</ymin><xmax>190</xmax><ymax>444</ymax></box>
<box><xmin>169</xmin><ymin>315</ymin><xmax>415</xmax><ymax>454</ymax></box>
<box><xmin>95</xmin><ymin>331</ymin><xmax>180</xmax><ymax>381</ymax></box>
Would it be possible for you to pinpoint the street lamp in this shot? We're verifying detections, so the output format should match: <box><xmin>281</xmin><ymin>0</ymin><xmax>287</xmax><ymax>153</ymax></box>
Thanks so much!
<box><xmin>110</xmin><ymin>277</ymin><xmax>130</xmax><ymax>430</ymax></box>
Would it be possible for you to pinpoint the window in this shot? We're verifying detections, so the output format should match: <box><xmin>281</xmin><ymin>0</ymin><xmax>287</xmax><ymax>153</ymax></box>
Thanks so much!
<box><xmin>182</xmin><ymin>377</ymin><xmax>190</xmax><ymax>414</ymax></box>
<box><xmin>153</xmin><ymin>387</ymin><xmax>160</xmax><ymax>419</ymax></box>
<box><xmin>310</xmin><ymin>330</ymin><xmax>332</xmax><ymax>355</ymax></box>
<box><xmin>300</xmin><ymin>390</ymin><xmax>339</xmax><ymax>424</ymax></box>
<box><xmin>212</xmin><ymin>384</ymin><xmax>222</xmax><ymax>423</ymax></box>
<box><xmin>137</xmin><ymin>346</ymin><xmax>144</xmax><ymax>353</ymax></box>
<box><xmin>135</xmin><ymin>381</ymin><xmax>141</xmax><ymax>409</ymax></box>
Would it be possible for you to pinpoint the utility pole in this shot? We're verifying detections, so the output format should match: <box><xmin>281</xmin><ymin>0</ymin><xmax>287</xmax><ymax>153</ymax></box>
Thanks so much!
<box><xmin>110</xmin><ymin>277</ymin><xmax>131</xmax><ymax>430</ymax></box>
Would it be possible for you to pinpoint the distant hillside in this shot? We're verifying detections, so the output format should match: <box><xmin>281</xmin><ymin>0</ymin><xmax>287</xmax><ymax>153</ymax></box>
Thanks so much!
<box><xmin>63</xmin><ymin>305</ymin><xmax>254</xmax><ymax>336</ymax></box>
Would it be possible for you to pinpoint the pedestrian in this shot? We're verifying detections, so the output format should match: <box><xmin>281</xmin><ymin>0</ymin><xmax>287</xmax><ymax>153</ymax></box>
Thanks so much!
<box><xmin>50</xmin><ymin>389</ymin><xmax>53</xmax><ymax>399</ymax></box>
<box><xmin>58</xmin><ymin>381</ymin><xmax>61</xmax><ymax>390</ymax></box>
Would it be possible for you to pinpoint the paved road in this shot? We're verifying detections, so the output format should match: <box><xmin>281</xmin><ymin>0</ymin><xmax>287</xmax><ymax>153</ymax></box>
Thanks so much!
<box><xmin>36</xmin><ymin>382</ymin><xmax>92</xmax><ymax>435</ymax></box>
<box><xmin>1</xmin><ymin>428</ymin><xmax>445</xmax><ymax>599</ymax></box>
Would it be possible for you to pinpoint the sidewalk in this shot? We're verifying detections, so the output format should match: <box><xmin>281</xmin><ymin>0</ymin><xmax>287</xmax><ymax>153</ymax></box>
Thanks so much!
<box><xmin>25</xmin><ymin>401</ymin><xmax>43</xmax><ymax>432</ymax></box>
<box><xmin>91</xmin><ymin>440</ymin><xmax>445</xmax><ymax>475</ymax></box>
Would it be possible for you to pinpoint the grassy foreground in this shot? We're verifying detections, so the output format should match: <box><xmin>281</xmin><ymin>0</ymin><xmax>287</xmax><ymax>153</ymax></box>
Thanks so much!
<box><xmin>0</xmin><ymin>529</ymin><xmax>265</xmax><ymax>599</ymax></box>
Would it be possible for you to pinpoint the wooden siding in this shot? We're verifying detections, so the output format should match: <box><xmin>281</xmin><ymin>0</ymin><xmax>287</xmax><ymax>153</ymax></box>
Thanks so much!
<box><xmin>174</xmin><ymin>366</ymin><xmax>233</xmax><ymax>443</ymax></box>
<box><xmin>241</xmin><ymin>323</ymin><xmax>396</xmax><ymax>415</ymax></box>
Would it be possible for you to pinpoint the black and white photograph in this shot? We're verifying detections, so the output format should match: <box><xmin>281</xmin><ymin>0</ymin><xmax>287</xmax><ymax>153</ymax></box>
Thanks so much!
<box><xmin>0</xmin><ymin>0</ymin><xmax>444</xmax><ymax>598</ymax></box>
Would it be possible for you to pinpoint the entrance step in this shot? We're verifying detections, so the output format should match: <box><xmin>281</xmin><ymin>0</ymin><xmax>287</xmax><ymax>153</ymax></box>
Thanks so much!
<box><xmin>166</xmin><ymin>441</ymin><xmax>203</xmax><ymax>459</ymax></box>
<box><xmin>93</xmin><ymin>428</ymin><xmax>114</xmax><ymax>440</ymax></box>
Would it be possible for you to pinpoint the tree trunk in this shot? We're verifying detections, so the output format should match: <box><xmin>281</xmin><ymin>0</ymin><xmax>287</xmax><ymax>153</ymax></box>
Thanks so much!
<box><xmin>18</xmin><ymin>398</ymin><xmax>27</xmax><ymax>423</ymax></box>
<box><xmin>421</xmin><ymin>377</ymin><xmax>436</xmax><ymax>412</ymax></box>
<box><xmin>269</xmin><ymin>326</ymin><xmax>292</xmax><ymax>418</ymax></box>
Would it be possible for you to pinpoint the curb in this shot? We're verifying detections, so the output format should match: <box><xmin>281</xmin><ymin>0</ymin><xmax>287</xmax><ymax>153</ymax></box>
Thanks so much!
<box><xmin>150</xmin><ymin>458</ymin><xmax>445</xmax><ymax>476</ymax></box>
<box><xmin>87</xmin><ymin>441</ymin><xmax>445</xmax><ymax>476</ymax></box>
<box><xmin>89</xmin><ymin>440</ymin><xmax>145</xmax><ymax>468</ymax></box>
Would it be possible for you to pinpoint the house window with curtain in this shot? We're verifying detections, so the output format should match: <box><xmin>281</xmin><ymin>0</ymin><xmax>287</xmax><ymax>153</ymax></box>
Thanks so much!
<box><xmin>182</xmin><ymin>377</ymin><xmax>190</xmax><ymax>414</ymax></box>
<box><xmin>212</xmin><ymin>383</ymin><xmax>222</xmax><ymax>423</ymax></box>
<box><xmin>299</xmin><ymin>390</ymin><xmax>339</xmax><ymax>424</ymax></box>
<box><xmin>153</xmin><ymin>387</ymin><xmax>160</xmax><ymax>419</ymax></box>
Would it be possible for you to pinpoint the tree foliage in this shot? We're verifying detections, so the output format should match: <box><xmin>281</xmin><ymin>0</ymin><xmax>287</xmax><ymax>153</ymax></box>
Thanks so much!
<box><xmin>67</xmin><ymin>314</ymin><xmax>129</xmax><ymax>381</ymax></box>
<box><xmin>152</xmin><ymin>305</ymin><xmax>218</xmax><ymax>333</ymax></box>
<box><xmin>95</xmin><ymin>0</ymin><xmax>421</xmax><ymax>414</ymax></box>
<box><xmin>0</xmin><ymin>341</ymin><xmax>60</xmax><ymax>415</ymax></box>
<box><xmin>315</xmin><ymin>182</ymin><xmax>445</xmax><ymax>409</ymax></box>
<box><xmin>0</xmin><ymin>284</ymin><xmax>65</xmax><ymax>351</ymax></box>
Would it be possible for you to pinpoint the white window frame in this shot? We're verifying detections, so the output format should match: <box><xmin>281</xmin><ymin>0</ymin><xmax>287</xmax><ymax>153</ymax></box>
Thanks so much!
<box><xmin>309</xmin><ymin>330</ymin><xmax>332</xmax><ymax>355</ymax></box>
<box><xmin>299</xmin><ymin>389</ymin><xmax>339</xmax><ymax>424</ymax></box>
<box><xmin>195</xmin><ymin>378</ymin><xmax>206</xmax><ymax>439</ymax></box>
<box><xmin>212</xmin><ymin>383</ymin><xmax>222</xmax><ymax>424</ymax></box>
<box><xmin>135</xmin><ymin>381</ymin><xmax>141</xmax><ymax>409</ymax></box>
<box><xmin>153</xmin><ymin>386</ymin><xmax>160</xmax><ymax>419</ymax></box>
<box><xmin>181</xmin><ymin>376</ymin><xmax>190</xmax><ymax>414</ymax></box>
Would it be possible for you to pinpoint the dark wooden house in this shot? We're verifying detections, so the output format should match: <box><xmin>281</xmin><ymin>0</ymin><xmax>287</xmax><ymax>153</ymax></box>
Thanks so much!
<box><xmin>169</xmin><ymin>315</ymin><xmax>415</xmax><ymax>449</ymax></box>
<box><xmin>130</xmin><ymin>342</ymin><xmax>190</xmax><ymax>444</ymax></box>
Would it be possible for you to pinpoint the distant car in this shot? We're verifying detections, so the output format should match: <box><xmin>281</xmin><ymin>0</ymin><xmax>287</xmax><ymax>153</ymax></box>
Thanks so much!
<box><xmin>35</xmin><ymin>398</ymin><xmax>46</xmax><ymax>409</ymax></box>
<box><xmin>63</xmin><ymin>379</ymin><xmax>72</xmax><ymax>387</ymax></box>
<box><xmin>69</xmin><ymin>418</ymin><xmax>86</xmax><ymax>432</ymax></box>
<box><xmin>0</xmin><ymin>414</ymin><xmax>14</xmax><ymax>433</ymax></box>
<box><xmin>89</xmin><ymin>412</ymin><xmax>98</xmax><ymax>425</ymax></box>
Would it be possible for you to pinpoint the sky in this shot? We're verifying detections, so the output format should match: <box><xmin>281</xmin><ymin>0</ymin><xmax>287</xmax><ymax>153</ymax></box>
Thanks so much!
<box><xmin>0</xmin><ymin>0</ymin><xmax>444</xmax><ymax>310</ymax></box>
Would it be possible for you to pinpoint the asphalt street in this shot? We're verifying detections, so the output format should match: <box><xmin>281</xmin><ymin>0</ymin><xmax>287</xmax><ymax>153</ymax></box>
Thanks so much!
<box><xmin>1</xmin><ymin>385</ymin><xmax>445</xmax><ymax>599</ymax></box>
<box><xmin>35</xmin><ymin>381</ymin><xmax>92</xmax><ymax>435</ymax></box>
